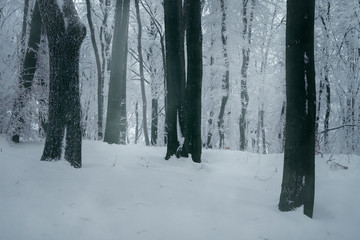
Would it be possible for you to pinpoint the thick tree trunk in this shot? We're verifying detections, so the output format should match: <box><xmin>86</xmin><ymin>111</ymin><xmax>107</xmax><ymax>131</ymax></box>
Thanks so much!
<box><xmin>85</xmin><ymin>0</ymin><xmax>104</xmax><ymax>140</ymax></box>
<box><xmin>11</xmin><ymin>0</ymin><xmax>42</xmax><ymax>143</ymax></box>
<box><xmin>181</xmin><ymin>0</ymin><xmax>202</xmax><ymax>163</ymax></box>
<box><xmin>279</xmin><ymin>0</ymin><xmax>316</xmax><ymax>218</ymax></box>
<box><xmin>164</xmin><ymin>0</ymin><xmax>185</xmax><ymax>159</ymax></box>
<box><xmin>104</xmin><ymin>0</ymin><xmax>130</xmax><ymax>144</ymax></box>
<box><xmin>38</xmin><ymin>0</ymin><xmax>86</xmax><ymax>168</ymax></box>
<box><xmin>135</xmin><ymin>0</ymin><xmax>150</xmax><ymax>146</ymax></box>
<box><xmin>217</xmin><ymin>0</ymin><xmax>229</xmax><ymax>149</ymax></box>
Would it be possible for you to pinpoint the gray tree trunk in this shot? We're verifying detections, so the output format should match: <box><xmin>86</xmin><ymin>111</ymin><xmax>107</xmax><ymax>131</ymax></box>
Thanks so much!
<box><xmin>104</xmin><ymin>0</ymin><xmax>130</xmax><ymax>144</ymax></box>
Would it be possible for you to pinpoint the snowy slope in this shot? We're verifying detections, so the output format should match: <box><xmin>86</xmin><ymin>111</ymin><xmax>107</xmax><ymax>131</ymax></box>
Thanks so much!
<box><xmin>0</xmin><ymin>135</ymin><xmax>359</xmax><ymax>240</ymax></box>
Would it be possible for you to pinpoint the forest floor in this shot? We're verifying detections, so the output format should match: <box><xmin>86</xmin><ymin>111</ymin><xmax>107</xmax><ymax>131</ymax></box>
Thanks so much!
<box><xmin>0</xmin><ymin>135</ymin><xmax>359</xmax><ymax>240</ymax></box>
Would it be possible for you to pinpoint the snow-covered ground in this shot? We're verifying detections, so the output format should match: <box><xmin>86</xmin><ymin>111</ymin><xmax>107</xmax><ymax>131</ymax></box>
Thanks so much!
<box><xmin>0</xmin><ymin>135</ymin><xmax>359</xmax><ymax>240</ymax></box>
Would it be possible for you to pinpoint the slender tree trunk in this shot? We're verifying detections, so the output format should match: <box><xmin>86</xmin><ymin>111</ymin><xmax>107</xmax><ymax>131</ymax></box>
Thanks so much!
<box><xmin>164</xmin><ymin>0</ymin><xmax>185</xmax><ymax>159</ymax></box>
<box><xmin>181</xmin><ymin>0</ymin><xmax>202</xmax><ymax>162</ymax></box>
<box><xmin>279</xmin><ymin>0</ymin><xmax>316</xmax><ymax>218</ymax></box>
<box><xmin>20</xmin><ymin>0</ymin><xmax>30</xmax><ymax>57</ymax></box>
<box><xmin>135</xmin><ymin>101</ymin><xmax>139</xmax><ymax>144</ymax></box>
<box><xmin>217</xmin><ymin>0</ymin><xmax>229</xmax><ymax>149</ymax></box>
<box><xmin>104</xmin><ymin>0</ymin><xmax>130</xmax><ymax>144</ymax></box>
<box><xmin>239</xmin><ymin>0</ymin><xmax>255</xmax><ymax>151</ymax></box>
<box><xmin>135</xmin><ymin>0</ymin><xmax>150</xmax><ymax>146</ymax></box>
<box><xmin>11</xmin><ymin>0</ymin><xmax>42</xmax><ymax>143</ymax></box>
<box><xmin>85</xmin><ymin>0</ymin><xmax>104</xmax><ymax>140</ymax></box>
<box><xmin>39</xmin><ymin>0</ymin><xmax>86</xmax><ymax>168</ymax></box>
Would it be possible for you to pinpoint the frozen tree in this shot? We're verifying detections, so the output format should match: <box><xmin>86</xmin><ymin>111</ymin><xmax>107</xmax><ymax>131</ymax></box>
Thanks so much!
<box><xmin>39</xmin><ymin>0</ymin><xmax>86</xmax><ymax>168</ymax></box>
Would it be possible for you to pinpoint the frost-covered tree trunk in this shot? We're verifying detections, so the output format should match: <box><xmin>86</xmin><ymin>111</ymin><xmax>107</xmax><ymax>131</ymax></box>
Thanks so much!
<box><xmin>134</xmin><ymin>0</ymin><xmax>150</xmax><ymax>146</ymax></box>
<box><xmin>217</xmin><ymin>0</ymin><xmax>229</xmax><ymax>149</ymax></box>
<box><xmin>239</xmin><ymin>0</ymin><xmax>255</xmax><ymax>151</ymax></box>
<box><xmin>85</xmin><ymin>0</ymin><xmax>103</xmax><ymax>140</ymax></box>
<box><xmin>279</xmin><ymin>0</ymin><xmax>316</xmax><ymax>218</ymax></box>
<box><xmin>104</xmin><ymin>0</ymin><xmax>130</xmax><ymax>144</ymax></box>
<box><xmin>39</xmin><ymin>0</ymin><xmax>86</xmax><ymax>168</ymax></box>
<box><xmin>164</xmin><ymin>0</ymin><xmax>185</xmax><ymax>159</ymax></box>
<box><xmin>317</xmin><ymin>0</ymin><xmax>331</xmax><ymax>150</ymax></box>
<box><xmin>11</xmin><ymin>0</ymin><xmax>42</xmax><ymax>143</ymax></box>
<box><xmin>181</xmin><ymin>0</ymin><xmax>202</xmax><ymax>163</ymax></box>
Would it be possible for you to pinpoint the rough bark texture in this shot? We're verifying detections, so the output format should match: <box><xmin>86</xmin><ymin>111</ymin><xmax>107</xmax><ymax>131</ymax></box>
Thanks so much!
<box><xmin>279</xmin><ymin>0</ymin><xmax>316</xmax><ymax>218</ymax></box>
<box><xmin>164</xmin><ymin>0</ymin><xmax>185</xmax><ymax>159</ymax></box>
<box><xmin>38</xmin><ymin>0</ymin><xmax>86</xmax><ymax>168</ymax></box>
<box><xmin>85</xmin><ymin>0</ymin><xmax>104</xmax><ymax>140</ymax></box>
<box><xmin>181</xmin><ymin>0</ymin><xmax>202</xmax><ymax>163</ymax></box>
<box><xmin>135</xmin><ymin>0</ymin><xmax>150</xmax><ymax>146</ymax></box>
<box><xmin>104</xmin><ymin>0</ymin><xmax>130</xmax><ymax>144</ymax></box>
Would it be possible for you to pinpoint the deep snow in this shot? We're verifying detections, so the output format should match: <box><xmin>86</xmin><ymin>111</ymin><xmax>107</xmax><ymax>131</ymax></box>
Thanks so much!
<box><xmin>0</xmin><ymin>135</ymin><xmax>359</xmax><ymax>240</ymax></box>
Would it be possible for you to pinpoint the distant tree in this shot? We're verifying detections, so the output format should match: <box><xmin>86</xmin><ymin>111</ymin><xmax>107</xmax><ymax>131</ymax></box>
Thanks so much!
<box><xmin>217</xmin><ymin>0</ymin><xmax>230</xmax><ymax>149</ymax></box>
<box><xmin>239</xmin><ymin>0</ymin><xmax>255</xmax><ymax>151</ymax></box>
<box><xmin>181</xmin><ymin>0</ymin><xmax>203</xmax><ymax>162</ymax></box>
<box><xmin>85</xmin><ymin>0</ymin><xmax>103</xmax><ymax>140</ymax></box>
<box><xmin>279</xmin><ymin>0</ymin><xmax>316</xmax><ymax>218</ymax></box>
<box><xmin>39</xmin><ymin>0</ymin><xmax>86</xmax><ymax>168</ymax></box>
<box><xmin>11</xmin><ymin>0</ymin><xmax>42</xmax><ymax>143</ymax></box>
<box><xmin>104</xmin><ymin>0</ymin><xmax>130</xmax><ymax>144</ymax></box>
<box><xmin>134</xmin><ymin>0</ymin><xmax>150</xmax><ymax>146</ymax></box>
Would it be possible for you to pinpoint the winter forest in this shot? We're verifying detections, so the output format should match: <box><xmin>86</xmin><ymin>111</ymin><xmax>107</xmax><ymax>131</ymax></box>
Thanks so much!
<box><xmin>1</xmin><ymin>0</ymin><xmax>360</xmax><ymax>239</ymax></box>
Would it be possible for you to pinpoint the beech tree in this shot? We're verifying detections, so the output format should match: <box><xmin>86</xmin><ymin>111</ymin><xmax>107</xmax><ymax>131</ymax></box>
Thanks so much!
<box><xmin>39</xmin><ymin>0</ymin><xmax>86</xmax><ymax>168</ymax></box>
<box><xmin>279</xmin><ymin>0</ymin><xmax>316</xmax><ymax>218</ymax></box>
<box><xmin>163</xmin><ymin>0</ymin><xmax>185</xmax><ymax>159</ymax></box>
<box><xmin>181</xmin><ymin>0</ymin><xmax>203</xmax><ymax>162</ymax></box>
<box><xmin>104</xmin><ymin>0</ymin><xmax>130</xmax><ymax>144</ymax></box>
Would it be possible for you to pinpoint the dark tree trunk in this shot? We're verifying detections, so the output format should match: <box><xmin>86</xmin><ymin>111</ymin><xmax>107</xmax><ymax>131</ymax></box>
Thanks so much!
<box><xmin>38</xmin><ymin>0</ymin><xmax>86</xmax><ymax>168</ymax></box>
<box><xmin>217</xmin><ymin>0</ymin><xmax>229</xmax><ymax>149</ymax></box>
<box><xmin>181</xmin><ymin>0</ymin><xmax>202</xmax><ymax>163</ymax></box>
<box><xmin>104</xmin><ymin>0</ymin><xmax>130</xmax><ymax>144</ymax></box>
<box><xmin>164</xmin><ymin>0</ymin><xmax>185</xmax><ymax>159</ymax></box>
<box><xmin>135</xmin><ymin>0</ymin><xmax>150</xmax><ymax>146</ymax></box>
<box><xmin>151</xmin><ymin>98</ymin><xmax>158</xmax><ymax>145</ymax></box>
<box><xmin>11</xmin><ymin>0</ymin><xmax>42</xmax><ymax>143</ymax></box>
<box><xmin>85</xmin><ymin>0</ymin><xmax>104</xmax><ymax>140</ymax></box>
<box><xmin>279</xmin><ymin>0</ymin><xmax>316</xmax><ymax>218</ymax></box>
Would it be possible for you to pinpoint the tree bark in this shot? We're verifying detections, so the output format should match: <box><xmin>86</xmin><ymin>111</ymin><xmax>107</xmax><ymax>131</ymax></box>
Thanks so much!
<box><xmin>164</xmin><ymin>0</ymin><xmax>185</xmax><ymax>159</ymax></box>
<box><xmin>239</xmin><ymin>0</ymin><xmax>255</xmax><ymax>151</ymax></box>
<box><xmin>135</xmin><ymin>0</ymin><xmax>150</xmax><ymax>146</ymax></box>
<box><xmin>85</xmin><ymin>0</ymin><xmax>104</xmax><ymax>140</ymax></box>
<box><xmin>104</xmin><ymin>0</ymin><xmax>130</xmax><ymax>144</ymax></box>
<box><xmin>217</xmin><ymin>0</ymin><xmax>229</xmax><ymax>149</ymax></box>
<box><xmin>279</xmin><ymin>0</ymin><xmax>316</xmax><ymax>218</ymax></box>
<box><xmin>38</xmin><ymin>0</ymin><xmax>86</xmax><ymax>168</ymax></box>
<box><xmin>181</xmin><ymin>0</ymin><xmax>202</xmax><ymax>162</ymax></box>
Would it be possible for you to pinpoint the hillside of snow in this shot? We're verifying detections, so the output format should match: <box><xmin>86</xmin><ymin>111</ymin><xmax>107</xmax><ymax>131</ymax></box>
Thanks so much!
<box><xmin>0</xmin><ymin>135</ymin><xmax>359</xmax><ymax>240</ymax></box>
